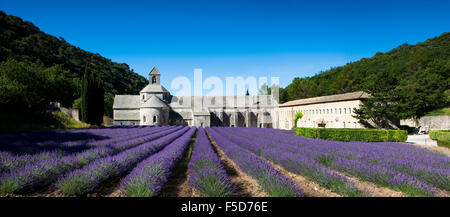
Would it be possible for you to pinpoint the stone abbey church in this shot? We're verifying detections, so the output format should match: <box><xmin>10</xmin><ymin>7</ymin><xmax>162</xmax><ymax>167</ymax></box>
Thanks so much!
<box><xmin>113</xmin><ymin>67</ymin><xmax>279</xmax><ymax>128</ymax></box>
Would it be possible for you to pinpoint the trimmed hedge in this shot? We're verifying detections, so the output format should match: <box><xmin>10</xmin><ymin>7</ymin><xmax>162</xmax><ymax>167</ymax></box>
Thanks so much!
<box><xmin>295</xmin><ymin>127</ymin><xmax>408</xmax><ymax>142</ymax></box>
<box><xmin>437</xmin><ymin>140</ymin><xmax>450</xmax><ymax>148</ymax></box>
<box><xmin>429</xmin><ymin>130</ymin><xmax>450</xmax><ymax>141</ymax></box>
<box><xmin>429</xmin><ymin>130</ymin><xmax>450</xmax><ymax>148</ymax></box>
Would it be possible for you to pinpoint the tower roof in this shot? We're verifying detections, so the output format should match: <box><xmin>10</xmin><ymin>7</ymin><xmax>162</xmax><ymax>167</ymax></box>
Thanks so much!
<box><xmin>141</xmin><ymin>95</ymin><xmax>168</xmax><ymax>108</ymax></box>
<box><xmin>140</xmin><ymin>83</ymin><xmax>169</xmax><ymax>93</ymax></box>
<box><xmin>149</xmin><ymin>67</ymin><xmax>160</xmax><ymax>75</ymax></box>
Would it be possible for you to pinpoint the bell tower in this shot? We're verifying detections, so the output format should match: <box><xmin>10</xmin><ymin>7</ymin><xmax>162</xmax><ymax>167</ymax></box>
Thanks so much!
<box><xmin>149</xmin><ymin>67</ymin><xmax>160</xmax><ymax>85</ymax></box>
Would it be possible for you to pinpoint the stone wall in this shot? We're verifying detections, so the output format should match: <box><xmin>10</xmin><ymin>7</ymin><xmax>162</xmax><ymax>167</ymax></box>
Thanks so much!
<box><xmin>400</xmin><ymin>116</ymin><xmax>450</xmax><ymax>131</ymax></box>
<box><xmin>60</xmin><ymin>107</ymin><xmax>79</xmax><ymax>121</ymax></box>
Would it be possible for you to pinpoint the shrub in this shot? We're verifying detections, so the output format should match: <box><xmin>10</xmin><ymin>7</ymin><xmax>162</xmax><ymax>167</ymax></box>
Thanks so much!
<box><xmin>295</xmin><ymin>128</ymin><xmax>407</xmax><ymax>142</ymax></box>
<box><xmin>437</xmin><ymin>140</ymin><xmax>450</xmax><ymax>148</ymax></box>
<box><xmin>430</xmin><ymin>130</ymin><xmax>450</xmax><ymax>149</ymax></box>
<box><xmin>429</xmin><ymin>130</ymin><xmax>450</xmax><ymax>141</ymax></box>
<box><xmin>293</xmin><ymin>112</ymin><xmax>303</xmax><ymax>129</ymax></box>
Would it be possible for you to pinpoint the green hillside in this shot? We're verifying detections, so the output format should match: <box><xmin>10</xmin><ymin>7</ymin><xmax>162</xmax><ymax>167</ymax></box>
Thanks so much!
<box><xmin>0</xmin><ymin>10</ymin><xmax>148</xmax><ymax>117</ymax></box>
<box><xmin>282</xmin><ymin>32</ymin><xmax>450</xmax><ymax>127</ymax></box>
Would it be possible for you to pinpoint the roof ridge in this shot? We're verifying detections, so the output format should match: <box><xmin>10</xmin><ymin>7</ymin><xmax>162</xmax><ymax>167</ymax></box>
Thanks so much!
<box><xmin>149</xmin><ymin>67</ymin><xmax>160</xmax><ymax>75</ymax></box>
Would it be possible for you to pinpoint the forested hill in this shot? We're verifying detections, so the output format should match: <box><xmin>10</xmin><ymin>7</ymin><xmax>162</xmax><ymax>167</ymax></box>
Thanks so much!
<box><xmin>0</xmin><ymin>10</ymin><xmax>147</xmax><ymax>100</ymax></box>
<box><xmin>283</xmin><ymin>32</ymin><xmax>450</xmax><ymax>102</ymax></box>
<box><xmin>282</xmin><ymin>32</ymin><xmax>449</xmax><ymax>121</ymax></box>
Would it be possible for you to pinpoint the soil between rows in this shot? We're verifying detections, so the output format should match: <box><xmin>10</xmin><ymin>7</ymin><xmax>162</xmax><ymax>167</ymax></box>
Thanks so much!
<box><xmin>206</xmin><ymin>132</ymin><xmax>268</xmax><ymax>197</ymax></box>
<box><xmin>159</xmin><ymin>135</ymin><xmax>197</xmax><ymax>197</ymax></box>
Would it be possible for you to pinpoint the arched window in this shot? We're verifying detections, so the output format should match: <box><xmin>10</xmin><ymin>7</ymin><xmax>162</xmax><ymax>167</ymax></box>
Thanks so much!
<box><xmin>142</xmin><ymin>95</ymin><xmax>145</xmax><ymax>100</ymax></box>
<box><xmin>152</xmin><ymin>76</ymin><xmax>157</xmax><ymax>84</ymax></box>
<box><xmin>153</xmin><ymin>116</ymin><xmax>157</xmax><ymax>123</ymax></box>
<box><xmin>143</xmin><ymin>116</ymin><xmax>146</xmax><ymax>123</ymax></box>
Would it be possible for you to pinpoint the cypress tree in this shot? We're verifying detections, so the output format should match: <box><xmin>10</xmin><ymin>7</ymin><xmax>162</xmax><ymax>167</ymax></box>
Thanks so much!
<box><xmin>92</xmin><ymin>74</ymin><xmax>104</xmax><ymax>125</ymax></box>
<box><xmin>80</xmin><ymin>56</ymin><xmax>104</xmax><ymax>125</ymax></box>
<box><xmin>80</xmin><ymin>60</ymin><xmax>90</xmax><ymax>123</ymax></box>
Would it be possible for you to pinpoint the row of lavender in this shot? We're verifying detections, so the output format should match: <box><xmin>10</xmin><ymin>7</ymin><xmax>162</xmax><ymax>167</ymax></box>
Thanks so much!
<box><xmin>213</xmin><ymin>127</ymin><xmax>449</xmax><ymax>196</ymax></box>
<box><xmin>207</xmin><ymin>127</ymin><xmax>304</xmax><ymax>197</ymax></box>
<box><xmin>0</xmin><ymin>126</ymin><xmax>161</xmax><ymax>174</ymax></box>
<box><xmin>209</xmin><ymin>127</ymin><xmax>363</xmax><ymax>196</ymax></box>
<box><xmin>120</xmin><ymin>127</ymin><xmax>196</xmax><ymax>196</ymax></box>
<box><xmin>0</xmin><ymin>126</ymin><xmax>183</xmax><ymax>194</ymax></box>
<box><xmin>0</xmin><ymin>126</ymin><xmax>153</xmax><ymax>154</ymax></box>
<box><xmin>248</xmin><ymin>128</ymin><xmax>449</xmax><ymax>194</ymax></box>
<box><xmin>57</xmin><ymin>127</ymin><xmax>193</xmax><ymax>196</ymax></box>
<box><xmin>187</xmin><ymin>127</ymin><xmax>233</xmax><ymax>197</ymax></box>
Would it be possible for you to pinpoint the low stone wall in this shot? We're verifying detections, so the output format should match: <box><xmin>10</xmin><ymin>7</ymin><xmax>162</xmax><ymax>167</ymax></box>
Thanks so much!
<box><xmin>60</xmin><ymin>107</ymin><xmax>80</xmax><ymax>121</ymax></box>
<box><xmin>401</xmin><ymin>116</ymin><xmax>450</xmax><ymax>131</ymax></box>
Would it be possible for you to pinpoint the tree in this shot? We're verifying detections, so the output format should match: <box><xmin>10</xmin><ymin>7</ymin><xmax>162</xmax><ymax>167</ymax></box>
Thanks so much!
<box><xmin>258</xmin><ymin>83</ymin><xmax>268</xmax><ymax>95</ymax></box>
<box><xmin>293</xmin><ymin>111</ymin><xmax>303</xmax><ymax>129</ymax></box>
<box><xmin>0</xmin><ymin>59</ymin><xmax>75</xmax><ymax>113</ymax></box>
<box><xmin>80</xmin><ymin>57</ymin><xmax>104</xmax><ymax>125</ymax></box>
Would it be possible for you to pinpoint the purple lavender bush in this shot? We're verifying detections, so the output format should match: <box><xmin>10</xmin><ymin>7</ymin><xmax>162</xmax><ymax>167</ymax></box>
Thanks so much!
<box><xmin>213</xmin><ymin>127</ymin><xmax>364</xmax><ymax>197</ymax></box>
<box><xmin>206</xmin><ymin>127</ymin><xmax>304</xmax><ymax>197</ymax></box>
<box><xmin>188</xmin><ymin>127</ymin><xmax>233</xmax><ymax>197</ymax></box>
<box><xmin>0</xmin><ymin>126</ymin><xmax>168</xmax><ymax>175</ymax></box>
<box><xmin>56</xmin><ymin>127</ymin><xmax>190</xmax><ymax>196</ymax></box>
<box><xmin>0</xmin><ymin>126</ymin><xmax>181</xmax><ymax>194</ymax></box>
<box><xmin>217</xmin><ymin>127</ymin><xmax>446</xmax><ymax>197</ymax></box>
<box><xmin>120</xmin><ymin>127</ymin><xmax>196</xmax><ymax>197</ymax></box>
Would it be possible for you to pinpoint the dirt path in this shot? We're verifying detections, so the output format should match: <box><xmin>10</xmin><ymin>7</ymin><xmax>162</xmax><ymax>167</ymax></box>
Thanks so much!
<box><xmin>207</xmin><ymin>133</ymin><xmax>268</xmax><ymax>197</ymax></box>
<box><xmin>337</xmin><ymin>170</ymin><xmax>448</xmax><ymax>197</ymax></box>
<box><xmin>94</xmin><ymin>176</ymin><xmax>124</xmax><ymax>197</ymax></box>
<box><xmin>332</xmin><ymin>171</ymin><xmax>405</xmax><ymax>197</ymax></box>
<box><xmin>159</xmin><ymin>135</ymin><xmax>196</xmax><ymax>197</ymax></box>
<box><xmin>0</xmin><ymin>187</ymin><xmax>63</xmax><ymax>197</ymax></box>
<box><xmin>267</xmin><ymin>162</ymin><xmax>342</xmax><ymax>197</ymax></box>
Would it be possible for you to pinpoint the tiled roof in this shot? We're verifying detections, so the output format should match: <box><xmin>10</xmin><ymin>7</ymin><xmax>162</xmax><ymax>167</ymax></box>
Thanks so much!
<box><xmin>280</xmin><ymin>91</ymin><xmax>369</xmax><ymax>107</ymax></box>
<box><xmin>113</xmin><ymin>95</ymin><xmax>140</xmax><ymax>109</ymax></box>
<box><xmin>140</xmin><ymin>84</ymin><xmax>169</xmax><ymax>93</ymax></box>
<box><xmin>141</xmin><ymin>95</ymin><xmax>168</xmax><ymax>108</ymax></box>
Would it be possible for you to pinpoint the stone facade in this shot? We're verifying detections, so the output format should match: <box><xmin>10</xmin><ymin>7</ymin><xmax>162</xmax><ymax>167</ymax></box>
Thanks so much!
<box><xmin>277</xmin><ymin>91</ymin><xmax>369</xmax><ymax>130</ymax></box>
<box><xmin>113</xmin><ymin>67</ymin><xmax>278</xmax><ymax>128</ymax></box>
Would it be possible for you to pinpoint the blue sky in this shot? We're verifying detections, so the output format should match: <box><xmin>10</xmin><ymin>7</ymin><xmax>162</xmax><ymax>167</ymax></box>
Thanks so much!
<box><xmin>1</xmin><ymin>0</ymin><xmax>449</xmax><ymax>90</ymax></box>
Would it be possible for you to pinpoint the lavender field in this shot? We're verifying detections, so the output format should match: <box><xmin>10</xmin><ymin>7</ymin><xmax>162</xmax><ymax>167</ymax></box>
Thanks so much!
<box><xmin>0</xmin><ymin>126</ymin><xmax>448</xmax><ymax>197</ymax></box>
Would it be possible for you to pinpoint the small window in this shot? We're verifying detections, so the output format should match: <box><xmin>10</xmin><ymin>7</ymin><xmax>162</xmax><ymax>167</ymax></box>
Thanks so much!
<box><xmin>152</xmin><ymin>76</ymin><xmax>157</xmax><ymax>84</ymax></box>
<box><xmin>142</xmin><ymin>95</ymin><xmax>145</xmax><ymax>100</ymax></box>
<box><xmin>153</xmin><ymin>116</ymin><xmax>157</xmax><ymax>123</ymax></box>
<box><xmin>143</xmin><ymin>116</ymin><xmax>146</xmax><ymax>123</ymax></box>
